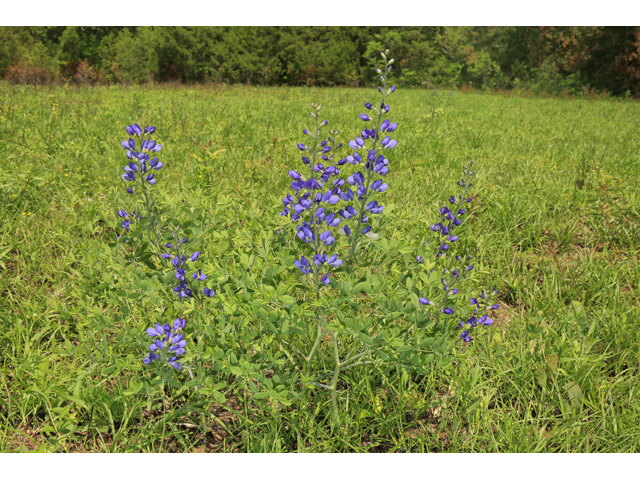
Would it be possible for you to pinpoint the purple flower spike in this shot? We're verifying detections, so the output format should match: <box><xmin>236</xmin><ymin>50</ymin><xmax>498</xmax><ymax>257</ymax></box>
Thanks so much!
<box><xmin>297</xmin><ymin>143</ymin><xmax>307</xmax><ymax>151</ymax></box>
<box><xmin>359</xmin><ymin>113</ymin><xmax>371</xmax><ymax>121</ymax></box>
<box><xmin>131</xmin><ymin>124</ymin><xmax>143</xmax><ymax>135</ymax></box>
<box><xmin>190</xmin><ymin>251</ymin><xmax>200</xmax><ymax>262</ymax></box>
<box><xmin>419</xmin><ymin>297</ymin><xmax>430</xmax><ymax>305</ymax></box>
<box><xmin>443</xmin><ymin>308</ymin><xmax>454</xmax><ymax>315</ymax></box>
<box><xmin>143</xmin><ymin>321</ymin><xmax>186</xmax><ymax>366</ymax></box>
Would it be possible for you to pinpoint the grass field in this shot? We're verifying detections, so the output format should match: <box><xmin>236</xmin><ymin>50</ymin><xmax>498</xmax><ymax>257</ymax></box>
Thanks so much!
<box><xmin>1</xmin><ymin>83</ymin><xmax>640</xmax><ymax>452</ymax></box>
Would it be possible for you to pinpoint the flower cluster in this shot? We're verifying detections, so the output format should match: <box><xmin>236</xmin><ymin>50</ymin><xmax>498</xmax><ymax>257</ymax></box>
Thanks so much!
<box><xmin>144</xmin><ymin>318</ymin><xmax>187</xmax><ymax>370</ymax></box>
<box><xmin>337</xmin><ymin>51</ymin><xmax>396</xmax><ymax>257</ymax></box>
<box><xmin>430</xmin><ymin>163</ymin><xmax>476</xmax><ymax>258</ymax></box>
<box><xmin>161</xmin><ymin>228</ymin><xmax>215</xmax><ymax>300</ymax></box>
<box><xmin>280</xmin><ymin>104</ymin><xmax>346</xmax><ymax>288</ymax></box>
<box><xmin>416</xmin><ymin>164</ymin><xmax>497</xmax><ymax>342</ymax></box>
<box><xmin>456</xmin><ymin>289</ymin><xmax>499</xmax><ymax>342</ymax></box>
<box><xmin>116</xmin><ymin>209</ymin><xmax>137</xmax><ymax>232</ymax></box>
<box><xmin>119</xmin><ymin>123</ymin><xmax>163</xmax><ymax>191</ymax></box>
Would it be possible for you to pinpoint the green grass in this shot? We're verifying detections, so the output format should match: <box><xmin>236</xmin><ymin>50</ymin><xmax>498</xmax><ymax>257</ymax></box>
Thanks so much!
<box><xmin>1</xmin><ymin>83</ymin><xmax>640</xmax><ymax>452</ymax></box>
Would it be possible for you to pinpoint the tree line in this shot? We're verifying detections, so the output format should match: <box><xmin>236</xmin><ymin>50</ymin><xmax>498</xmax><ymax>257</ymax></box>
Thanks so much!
<box><xmin>1</xmin><ymin>26</ymin><xmax>639</xmax><ymax>96</ymax></box>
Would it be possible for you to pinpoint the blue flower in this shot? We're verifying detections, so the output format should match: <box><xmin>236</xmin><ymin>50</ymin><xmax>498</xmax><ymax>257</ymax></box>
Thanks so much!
<box><xmin>143</xmin><ymin>318</ymin><xmax>187</xmax><ymax>369</ymax></box>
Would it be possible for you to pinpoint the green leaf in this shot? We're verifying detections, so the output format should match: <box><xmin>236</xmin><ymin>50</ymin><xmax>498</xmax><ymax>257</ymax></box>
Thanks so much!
<box><xmin>281</xmin><ymin>318</ymin><xmax>290</xmax><ymax>334</ymax></box>
<box><xmin>211</xmin><ymin>381</ymin><xmax>227</xmax><ymax>391</ymax></box>
<box><xmin>410</xmin><ymin>292</ymin><xmax>419</xmax><ymax>309</ymax></box>
<box><xmin>565</xmin><ymin>381</ymin><xmax>583</xmax><ymax>407</ymax></box>
<box><xmin>546</xmin><ymin>354</ymin><xmax>559</xmax><ymax>373</ymax></box>
<box><xmin>211</xmin><ymin>391</ymin><xmax>226</xmax><ymax>404</ymax></box>
<box><xmin>353</xmin><ymin>282</ymin><xmax>372</xmax><ymax>295</ymax></box>
<box><xmin>39</xmin><ymin>359</ymin><xmax>50</xmax><ymax>374</ymax></box>
<box><xmin>278</xmin><ymin>295</ymin><xmax>296</xmax><ymax>307</ymax></box>
<box><xmin>372</xmin><ymin>347</ymin><xmax>388</xmax><ymax>361</ymax></box>
<box><xmin>357</xmin><ymin>332</ymin><xmax>374</xmax><ymax>345</ymax></box>
<box><xmin>348</xmin><ymin>301</ymin><xmax>361</xmax><ymax>312</ymax></box>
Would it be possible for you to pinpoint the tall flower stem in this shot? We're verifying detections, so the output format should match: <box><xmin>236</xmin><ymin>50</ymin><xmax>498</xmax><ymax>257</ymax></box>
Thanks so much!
<box><xmin>138</xmin><ymin>181</ymin><xmax>163</xmax><ymax>257</ymax></box>
<box><xmin>345</xmin><ymin>58</ymin><xmax>391</xmax><ymax>269</ymax></box>
<box><xmin>305</xmin><ymin>112</ymin><xmax>325</xmax><ymax>379</ymax></box>
<box><xmin>329</xmin><ymin>331</ymin><xmax>342</xmax><ymax>425</ymax></box>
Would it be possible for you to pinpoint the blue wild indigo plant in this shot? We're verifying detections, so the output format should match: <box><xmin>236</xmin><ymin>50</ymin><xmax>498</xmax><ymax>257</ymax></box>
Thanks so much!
<box><xmin>275</xmin><ymin>51</ymin><xmax>497</xmax><ymax>424</ymax></box>
<box><xmin>115</xmin><ymin>123</ymin><xmax>215</xmax><ymax>377</ymax></box>
<box><xmin>277</xmin><ymin>51</ymin><xmax>402</xmax><ymax>423</ymax></box>
<box><xmin>413</xmin><ymin>162</ymin><xmax>499</xmax><ymax>345</ymax></box>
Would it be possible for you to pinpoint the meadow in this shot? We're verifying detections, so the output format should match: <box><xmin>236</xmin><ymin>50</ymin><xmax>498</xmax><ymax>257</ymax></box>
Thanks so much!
<box><xmin>1</xmin><ymin>82</ymin><xmax>640</xmax><ymax>452</ymax></box>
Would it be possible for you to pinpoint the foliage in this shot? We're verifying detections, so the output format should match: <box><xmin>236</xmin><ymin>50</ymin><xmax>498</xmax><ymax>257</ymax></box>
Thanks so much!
<box><xmin>1</xmin><ymin>80</ymin><xmax>640</xmax><ymax>452</ymax></box>
<box><xmin>2</xmin><ymin>26</ymin><xmax>640</xmax><ymax>96</ymax></box>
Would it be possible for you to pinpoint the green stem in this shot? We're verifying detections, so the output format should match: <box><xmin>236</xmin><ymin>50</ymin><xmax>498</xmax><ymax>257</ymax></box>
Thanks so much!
<box><xmin>346</xmin><ymin>60</ymin><xmax>390</xmax><ymax>270</ymax></box>
<box><xmin>304</xmin><ymin>313</ymin><xmax>327</xmax><ymax>378</ymax></box>
<box><xmin>329</xmin><ymin>332</ymin><xmax>341</xmax><ymax>424</ymax></box>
